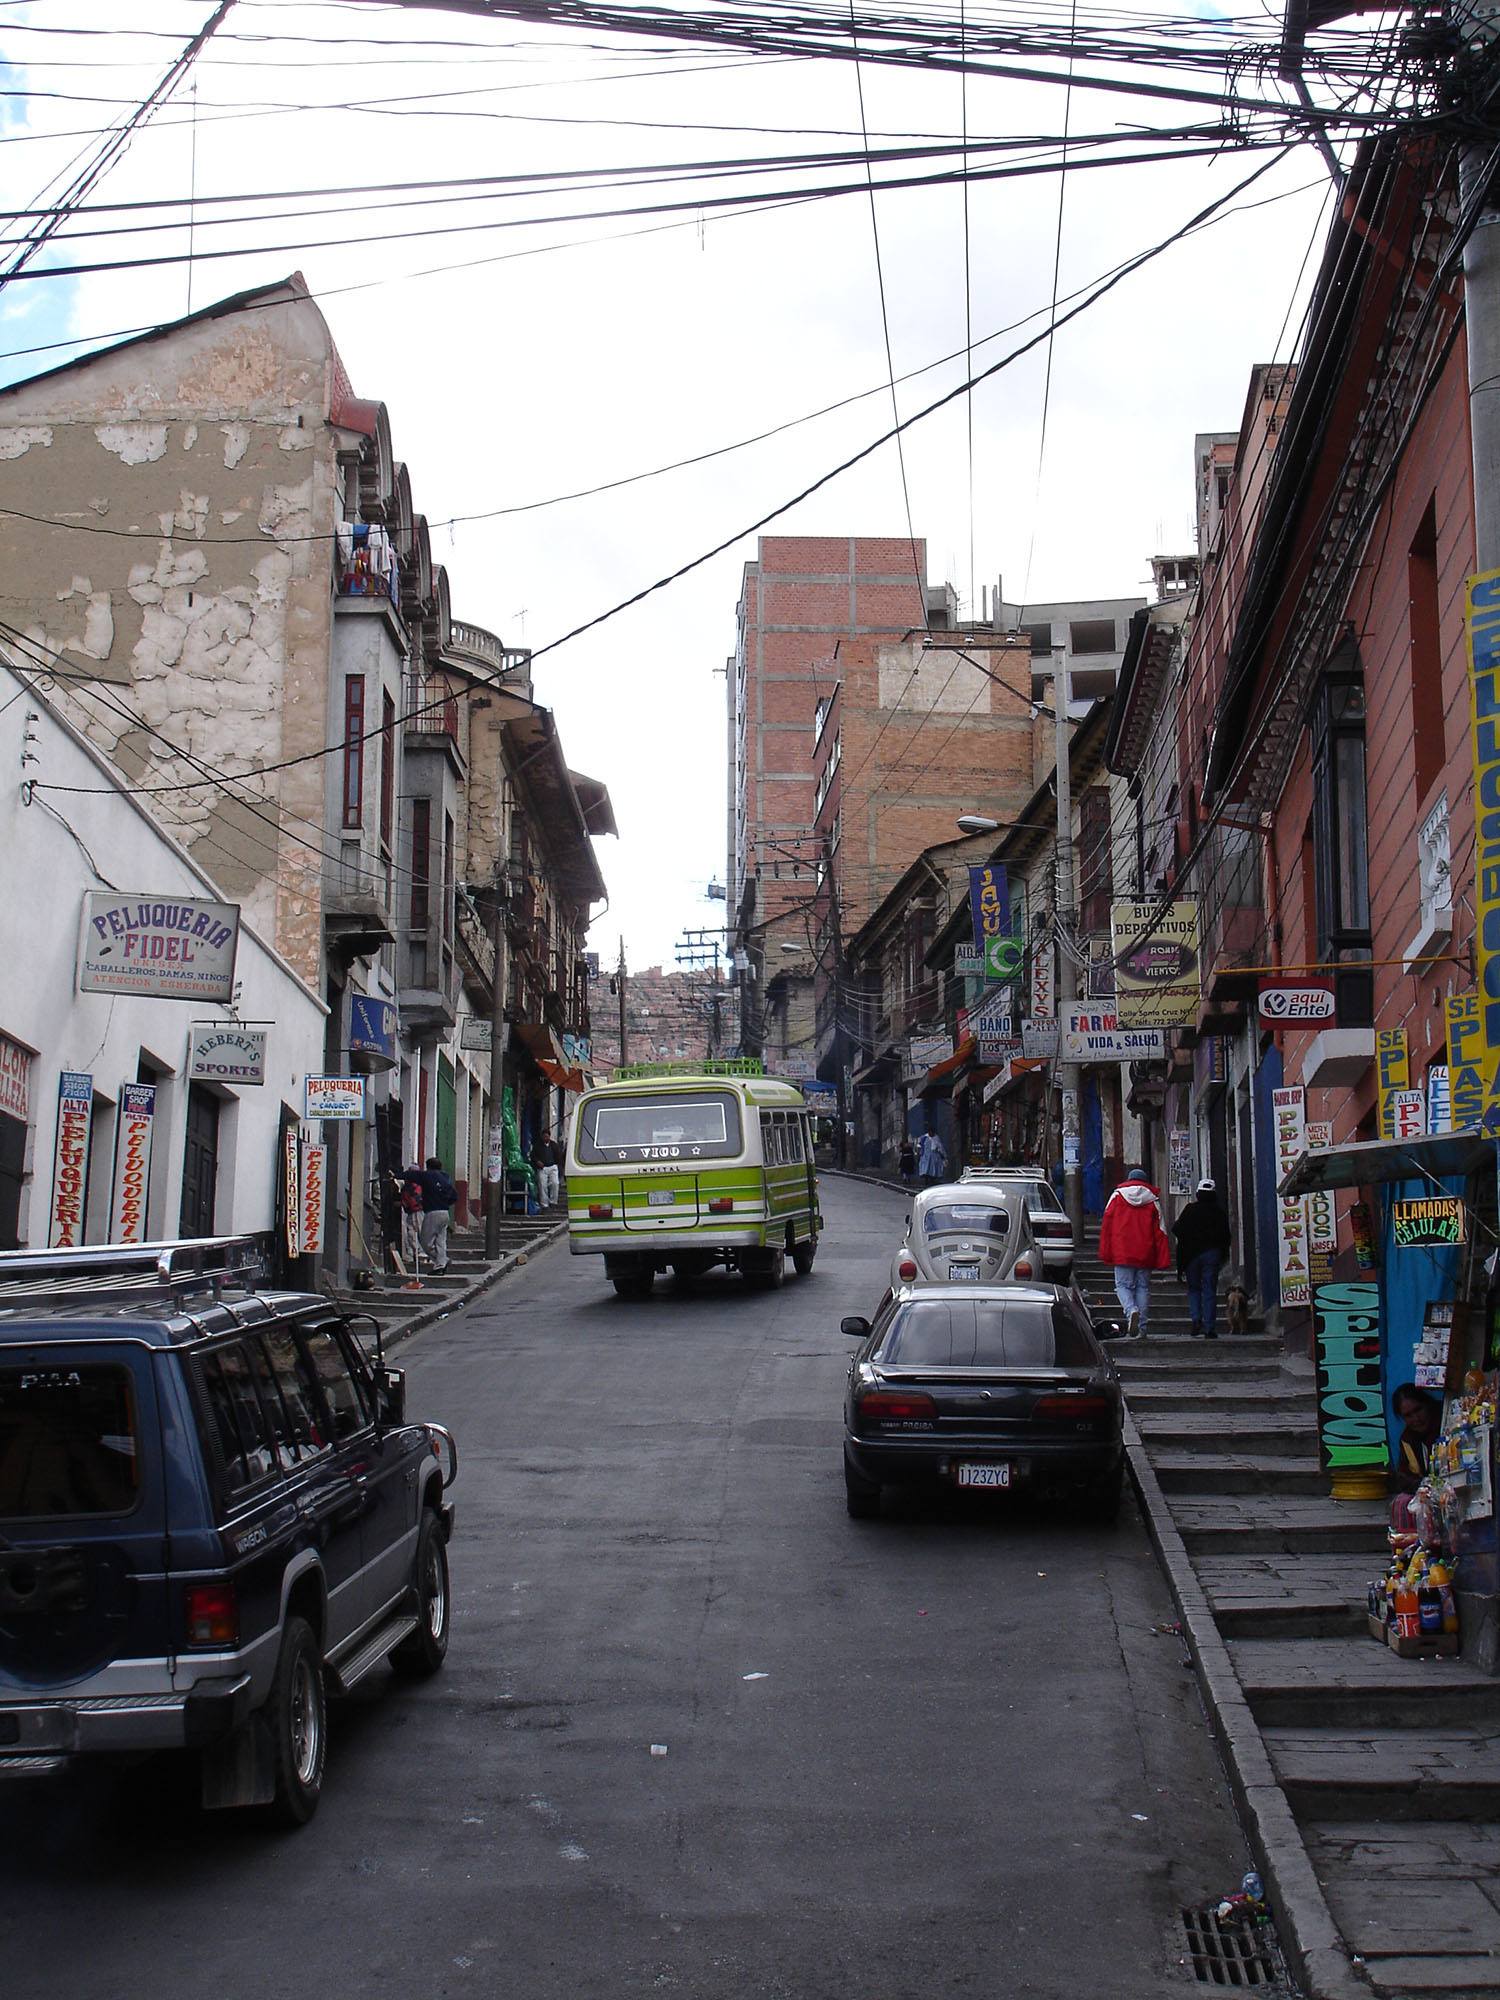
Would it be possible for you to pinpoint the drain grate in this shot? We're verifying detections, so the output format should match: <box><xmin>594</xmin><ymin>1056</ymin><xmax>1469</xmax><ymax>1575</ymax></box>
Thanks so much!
<box><xmin>1181</xmin><ymin>1905</ymin><xmax>1279</xmax><ymax>1988</ymax></box>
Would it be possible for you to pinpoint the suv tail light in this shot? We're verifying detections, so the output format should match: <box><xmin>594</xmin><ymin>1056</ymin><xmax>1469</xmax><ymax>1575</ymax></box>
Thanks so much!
<box><xmin>185</xmin><ymin>1581</ymin><xmax>239</xmax><ymax>1647</ymax></box>
<box><xmin>855</xmin><ymin>1389</ymin><xmax>938</xmax><ymax>1425</ymax></box>
<box><xmin>1033</xmin><ymin>1393</ymin><xmax>1109</xmax><ymax>1424</ymax></box>
<box><xmin>897</xmin><ymin>1256</ymin><xmax>919</xmax><ymax>1280</ymax></box>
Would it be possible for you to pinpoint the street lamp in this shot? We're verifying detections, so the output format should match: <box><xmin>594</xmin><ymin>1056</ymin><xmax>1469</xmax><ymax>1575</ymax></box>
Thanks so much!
<box><xmin>956</xmin><ymin>813</ymin><xmax>1001</xmax><ymax>834</ymax></box>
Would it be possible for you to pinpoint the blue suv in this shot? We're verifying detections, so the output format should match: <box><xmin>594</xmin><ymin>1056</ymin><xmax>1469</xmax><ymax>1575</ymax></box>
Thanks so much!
<box><xmin>0</xmin><ymin>1239</ymin><xmax>456</xmax><ymax>1825</ymax></box>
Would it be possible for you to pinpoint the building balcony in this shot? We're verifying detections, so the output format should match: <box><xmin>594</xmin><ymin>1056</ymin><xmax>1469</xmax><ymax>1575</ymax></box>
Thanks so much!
<box><xmin>327</xmin><ymin>842</ymin><xmax>397</xmax><ymax>958</ymax></box>
<box><xmin>399</xmin><ymin>939</ymin><xmax>462</xmax><ymax>1038</ymax></box>
<box><xmin>403</xmin><ymin>672</ymin><xmax>464</xmax><ymax>771</ymax></box>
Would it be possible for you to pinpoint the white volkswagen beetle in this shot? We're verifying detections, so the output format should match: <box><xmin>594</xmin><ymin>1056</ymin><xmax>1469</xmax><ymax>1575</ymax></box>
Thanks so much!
<box><xmin>888</xmin><ymin>1182</ymin><xmax>1039</xmax><ymax>1294</ymax></box>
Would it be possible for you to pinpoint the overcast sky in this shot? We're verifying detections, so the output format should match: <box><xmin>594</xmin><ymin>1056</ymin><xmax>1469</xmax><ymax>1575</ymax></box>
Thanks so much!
<box><xmin>3</xmin><ymin>0</ymin><xmax>1344</xmax><ymax>971</ymax></box>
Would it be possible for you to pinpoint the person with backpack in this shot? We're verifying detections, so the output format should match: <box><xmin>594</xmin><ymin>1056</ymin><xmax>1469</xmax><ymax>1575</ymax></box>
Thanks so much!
<box><xmin>415</xmin><ymin>1154</ymin><xmax>458</xmax><ymax>1273</ymax></box>
<box><xmin>1097</xmin><ymin>1166</ymin><xmax>1172</xmax><ymax>1337</ymax></box>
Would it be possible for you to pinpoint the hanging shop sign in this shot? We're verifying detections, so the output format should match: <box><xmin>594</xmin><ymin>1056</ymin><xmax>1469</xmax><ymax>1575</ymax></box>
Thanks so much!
<box><xmin>1030</xmin><ymin>933</ymin><xmax>1054</xmax><ymax>1024</ymax></box>
<box><xmin>1466</xmin><ymin>568</ymin><xmax>1500</xmax><ymax>1130</ymax></box>
<box><xmin>1387</xmin><ymin>1088</ymin><xmax>1425</xmax><ymax>1139</ymax></box>
<box><xmin>977</xmin><ymin>1035</ymin><xmax>1022</xmax><ymax>1065</ymax></box>
<box><xmin>462</xmin><ymin>1017</ymin><xmax>497</xmax><ymax>1052</ymax></box>
<box><xmin>1059</xmin><ymin>1004</ymin><xmax>1165</xmax><ymax>1063</ymax></box>
<box><xmin>800</xmin><ymin>1082</ymin><xmax>838</xmax><ymax>1114</ymax></box>
<box><xmin>1168</xmin><ymin>1128</ymin><xmax>1193</xmax><ymax>1196</ymax></box>
<box><xmin>299</xmin><ymin>1141</ymin><xmax>327</xmax><ymax>1257</ymax></box>
<box><xmin>967</xmin><ymin>987</ymin><xmax>1014</xmax><ymax>1033</ymax></box>
<box><xmin>1376</xmin><ymin>1028</ymin><xmax>1412</xmax><ymax>1140</ymax></box>
<box><xmin>109</xmin><ymin>1082</ymin><xmax>156</xmax><ymax>1245</ymax></box>
<box><xmin>79</xmin><ymin>892</ymin><xmax>239</xmax><ymax>1002</ymax></box>
<box><xmin>1110</xmin><ymin>899</ymin><xmax>1201</xmax><ymax>1028</ymax></box>
<box><xmin>983</xmin><ymin>931</ymin><xmax>1023</xmax><ymax>981</ymax></box>
<box><xmin>1446</xmin><ymin>992</ymin><xmax>1492</xmax><ymax>1132</ymax></box>
<box><xmin>1272</xmin><ymin>1085</ymin><xmax>1311</xmax><ymax>1307</ymax></box>
<box><xmin>954</xmin><ymin>944</ymin><xmax>985</xmax><ymax>977</ymax></box>
<box><xmin>968</xmin><ymin>864</ymin><xmax>1011</xmax><ymax>951</ymax></box>
<box><xmin>1022</xmin><ymin>1019</ymin><xmax>1059</xmax><ymax>1061</ymax></box>
<box><xmin>1257</xmin><ymin>980</ymin><xmax>1336</xmax><ymax>1028</ymax></box>
<box><xmin>1313</xmin><ymin>1280</ymin><xmax>1386</xmax><ymax>1474</ymax></box>
<box><xmin>1428</xmin><ymin>1065</ymin><xmax>1452</xmax><ymax>1135</ymax></box>
<box><xmin>1087</xmin><ymin>939</ymin><xmax>1117</xmax><ymax>1000</ymax></box>
<box><xmin>349</xmin><ymin>995</ymin><xmax>398</xmax><ymax>1072</ymax></box>
<box><xmin>304</xmin><ymin>1075</ymin><xmax>365</xmax><ymax>1121</ymax></box>
<box><xmin>282</xmin><ymin>1126</ymin><xmax>302</xmax><ymax>1259</ymax></box>
<box><xmin>908</xmin><ymin>1034</ymin><xmax>952</xmax><ymax>1073</ymax></box>
<box><xmin>188</xmin><ymin>1023</ymin><xmax>267</xmax><ymax>1087</ymax></box>
<box><xmin>1392</xmin><ymin>1196</ymin><xmax>1466</xmax><ymax>1247</ymax></box>
<box><xmin>1306</xmin><ymin>1120</ymin><xmax>1338</xmax><ymax>1284</ymax></box>
<box><xmin>0</xmin><ymin>1032</ymin><xmax>32</xmax><ymax>1124</ymax></box>
<box><xmin>49</xmin><ymin>1070</ymin><xmax>93</xmax><ymax>1248</ymax></box>
<box><xmin>982</xmin><ymin>1071</ymin><xmax>1006</xmax><ymax>1106</ymax></box>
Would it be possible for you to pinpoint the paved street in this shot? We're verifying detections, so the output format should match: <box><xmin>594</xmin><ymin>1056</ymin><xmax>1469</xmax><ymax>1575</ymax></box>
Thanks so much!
<box><xmin>1</xmin><ymin>1178</ymin><xmax>1256</xmax><ymax>1999</ymax></box>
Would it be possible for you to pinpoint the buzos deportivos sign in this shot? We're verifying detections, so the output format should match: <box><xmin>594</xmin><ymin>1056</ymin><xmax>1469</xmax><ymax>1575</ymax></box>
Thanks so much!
<box><xmin>188</xmin><ymin>1024</ymin><xmax>267</xmax><ymax>1086</ymax></box>
<box><xmin>80</xmin><ymin>893</ymin><xmax>240</xmax><ymax>1002</ymax></box>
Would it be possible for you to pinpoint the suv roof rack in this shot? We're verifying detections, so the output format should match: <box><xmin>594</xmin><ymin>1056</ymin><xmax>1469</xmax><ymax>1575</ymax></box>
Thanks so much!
<box><xmin>0</xmin><ymin>1237</ymin><xmax>269</xmax><ymax>1306</ymax></box>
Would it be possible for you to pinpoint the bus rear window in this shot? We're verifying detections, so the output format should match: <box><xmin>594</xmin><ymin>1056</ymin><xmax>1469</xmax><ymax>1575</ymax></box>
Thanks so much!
<box><xmin>579</xmin><ymin>1091</ymin><xmax>743</xmax><ymax>1163</ymax></box>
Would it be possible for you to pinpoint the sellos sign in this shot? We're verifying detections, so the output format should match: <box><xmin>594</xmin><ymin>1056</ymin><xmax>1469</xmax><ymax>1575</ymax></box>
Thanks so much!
<box><xmin>110</xmin><ymin>1082</ymin><xmax>156</xmax><ymax>1244</ymax></box>
<box><xmin>1257</xmin><ymin>980</ymin><xmax>1335</xmax><ymax>1026</ymax></box>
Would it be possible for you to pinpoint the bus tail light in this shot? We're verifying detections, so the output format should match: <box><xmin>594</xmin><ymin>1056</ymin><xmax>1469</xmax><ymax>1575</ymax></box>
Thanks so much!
<box><xmin>708</xmin><ymin>1197</ymin><xmax>735</xmax><ymax>1214</ymax></box>
<box><xmin>589</xmin><ymin>1202</ymin><xmax>615</xmax><ymax>1219</ymax></box>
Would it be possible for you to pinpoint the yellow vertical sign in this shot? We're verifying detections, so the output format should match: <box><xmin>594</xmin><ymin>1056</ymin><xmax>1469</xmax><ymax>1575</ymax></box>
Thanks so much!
<box><xmin>1376</xmin><ymin>1027</ymin><xmax>1409</xmax><ymax>1140</ymax></box>
<box><xmin>1467</xmin><ymin>570</ymin><xmax>1500</xmax><ymax>1133</ymax></box>
<box><xmin>1448</xmin><ymin>993</ymin><xmax>1487</xmax><ymax>1132</ymax></box>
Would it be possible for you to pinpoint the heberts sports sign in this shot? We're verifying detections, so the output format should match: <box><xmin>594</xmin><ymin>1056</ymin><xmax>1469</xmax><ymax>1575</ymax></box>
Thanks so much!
<box><xmin>80</xmin><ymin>893</ymin><xmax>240</xmax><ymax>1002</ymax></box>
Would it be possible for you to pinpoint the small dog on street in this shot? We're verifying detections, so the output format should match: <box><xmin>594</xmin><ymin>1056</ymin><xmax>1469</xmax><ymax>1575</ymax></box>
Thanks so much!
<box><xmin>1225</xmin><ymin>1280</ymin><xmax>1251</xmax><ymax>1335</ymax></box>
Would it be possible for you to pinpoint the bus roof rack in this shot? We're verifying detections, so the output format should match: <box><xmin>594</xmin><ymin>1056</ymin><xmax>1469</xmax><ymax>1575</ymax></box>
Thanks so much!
<box><xmin>0</xmin><ymin>1237</ymin><xmax>269</xmax><ymax>1305</ymax></box>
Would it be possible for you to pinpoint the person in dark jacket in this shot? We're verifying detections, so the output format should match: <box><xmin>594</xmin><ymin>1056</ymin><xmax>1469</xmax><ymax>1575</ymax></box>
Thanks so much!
<box><xmin>1173</xmin><ymin>1178</ymin><xmax>1233</xmax><ymax>1338</ymax></box>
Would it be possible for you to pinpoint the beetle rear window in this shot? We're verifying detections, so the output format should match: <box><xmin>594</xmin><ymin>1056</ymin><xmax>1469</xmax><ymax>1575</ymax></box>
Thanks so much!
<box><xmin>0</xmin><ymin>1365</ymin><xmax>139</xmax><ymax>1518</ymax></box>
<box><xmin>922</xmin><ymin>1204</ymin><xmax>1010</xmax><ymax>1236</ymax></box>
<box><xmin>579</xmin><ymin>1091</ymin><xmax>743</xmax><ymax>1163</ymax></box>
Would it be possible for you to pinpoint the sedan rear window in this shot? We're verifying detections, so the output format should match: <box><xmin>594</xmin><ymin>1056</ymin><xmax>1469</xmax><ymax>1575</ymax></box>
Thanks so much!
<box><xmin>0</xmin><ymin>1364</ymin><xmax>139</xmax><ymax>1518</ymax></box>
<box><xmin>880</xmin><ymin>1301</ymin><xmax>1096</xmax><ymax>1370</ymax></box>
<box><xmin>922</xmin><ymin>1204</ymin><xmax>1010</xmax><ymax>1236</ymax></box>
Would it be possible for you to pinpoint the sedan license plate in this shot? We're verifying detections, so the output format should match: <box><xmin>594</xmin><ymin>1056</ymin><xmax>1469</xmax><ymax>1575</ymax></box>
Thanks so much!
<box><xmin>948</xmin><ymin>1262</ymin><xmax>981</xmax><ymax>1281</ymax></box>
<box><xmin>957</xmin><ymin>1462</ymin><xmax>1011</xmax><ymax>1489</ymax></box>
<box><xmin>647</xmin><ymin>1190</ymin><xmax>676</xmax><ymax>1207</ymax></box>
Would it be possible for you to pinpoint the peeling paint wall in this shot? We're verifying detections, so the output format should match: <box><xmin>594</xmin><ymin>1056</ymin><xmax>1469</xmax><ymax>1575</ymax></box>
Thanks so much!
<box><xmin>0</xmin><ymin>287</ymin><xmax>338</xmax><ymax>985</ymax></box>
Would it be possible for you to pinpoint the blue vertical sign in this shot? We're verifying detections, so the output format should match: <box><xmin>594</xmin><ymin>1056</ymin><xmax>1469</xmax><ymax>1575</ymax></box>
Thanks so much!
<box><xmin>968</xmin><ymin>864</ymin><xmax>1010</xmax><ymax>950</ymax></box>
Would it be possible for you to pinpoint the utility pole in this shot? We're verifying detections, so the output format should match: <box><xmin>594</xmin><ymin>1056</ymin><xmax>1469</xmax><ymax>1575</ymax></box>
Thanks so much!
<box><xmin>1053</xmin><ymin>651</ymin><xmax>1085</xmax><ymax>1245</ymax></box>
<box><xmin>484</xmin><ymin>855</ymin><xmax>509</xmax><ymax>1260</ymax></box>
<box><xmin>617</xmin><ymin>936</ymin><xmax>628</xmax><ymax>1065</ymax></box>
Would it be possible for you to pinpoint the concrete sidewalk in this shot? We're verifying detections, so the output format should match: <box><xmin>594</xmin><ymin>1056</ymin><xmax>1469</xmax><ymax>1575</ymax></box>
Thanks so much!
<box><xmin>1080</xmin><ymin>1233</ymin><xmax>1500</xmax><ymax>2000</ymax></box>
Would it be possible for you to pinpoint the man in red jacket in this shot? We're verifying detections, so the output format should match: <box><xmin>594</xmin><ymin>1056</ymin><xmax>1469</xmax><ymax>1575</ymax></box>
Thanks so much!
<box><xmin>1098</xmin><ymin>1167</ymin><xmax>1172</xmax><ymax>1338</ymax></box>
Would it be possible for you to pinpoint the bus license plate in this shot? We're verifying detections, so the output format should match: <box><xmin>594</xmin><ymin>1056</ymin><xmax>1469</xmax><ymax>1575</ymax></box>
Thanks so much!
<box><xmin>957</xmin><ymin>1463</ymin><xmax>1010</xmax><ymax>1489</ymax></box>
<box><xmin>647</xmin><ymin>1190</ymin><xmax>675</xmax><ymax>1207</ymax></box>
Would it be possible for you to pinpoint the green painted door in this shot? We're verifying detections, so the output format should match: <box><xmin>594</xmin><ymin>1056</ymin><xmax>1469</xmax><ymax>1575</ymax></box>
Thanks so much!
<box><xmin>437</xmin><ymin>1054</ymin><xmax>457</xmax><ymax>1174</ymax></box>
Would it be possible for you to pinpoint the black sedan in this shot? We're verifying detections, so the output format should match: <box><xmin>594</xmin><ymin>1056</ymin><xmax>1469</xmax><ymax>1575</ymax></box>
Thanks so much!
<box><xmin>841</xmin><ymin>1282</ymin><xmax>1125</xmax><ymax>1522</ymax></box>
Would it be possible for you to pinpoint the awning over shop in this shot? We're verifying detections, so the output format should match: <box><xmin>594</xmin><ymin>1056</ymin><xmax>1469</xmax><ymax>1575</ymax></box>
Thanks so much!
<box><xmin>537</xmin><ymin>1056</ymin><xmax>588</xmax><ymax>1094</ymax></box>
<box><xmin>1278</xmin><ymin>1130</ymin><xmax>1495</xmax><ymax>1198</ymax></box>
<box><xmin>851</xmin><ymin>1050</ymin><xmax>899</xmax><ymax>1088</ymax></box>
<box><xmin>513</xmin><ymin>1021</ymin><xmax>577</xmax><ymax>1088</ymax></box>
<box><xmin>924</xmin><ymin>1036</ymin><xmax>976</xmax><ymax>1088</ymax></box>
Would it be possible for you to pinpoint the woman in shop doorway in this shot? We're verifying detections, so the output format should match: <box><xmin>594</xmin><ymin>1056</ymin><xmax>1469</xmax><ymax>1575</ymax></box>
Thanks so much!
<box><xmin>1098</xmin><ymin>1167</ymin><xmax>1172</xmax><ymax>1338</ymax></box>
<box><xmin>1173</xmin><ymin>1178</ymin><xmax>1233</xmax><ymax>1339</ymax></box>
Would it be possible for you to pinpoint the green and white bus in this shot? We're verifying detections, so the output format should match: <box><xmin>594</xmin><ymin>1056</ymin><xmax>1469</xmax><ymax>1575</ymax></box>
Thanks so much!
<box><xmin>565</xmin><ymin>1061</ymin><xmax>822</xmax><ymax>1298</ymax></box>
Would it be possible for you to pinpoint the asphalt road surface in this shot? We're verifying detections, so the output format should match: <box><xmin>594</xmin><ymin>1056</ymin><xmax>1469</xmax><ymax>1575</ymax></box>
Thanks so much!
<box><xmin>1</xmin><ymin>1176</ymin><xmax>1255</xmax><ymax>1999</ymax></box>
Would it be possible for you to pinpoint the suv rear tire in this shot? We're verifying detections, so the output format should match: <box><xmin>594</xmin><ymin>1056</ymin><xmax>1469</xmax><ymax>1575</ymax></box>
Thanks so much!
<box><xmin>265</xmin><ymin>1615</ymin><xmax>326</xmax><ymax>1827</ymax></box>
<box><xmin>392</xmin><ymin>1510</ymin><xmax>450</xmax><ymax>1679</ymax></box>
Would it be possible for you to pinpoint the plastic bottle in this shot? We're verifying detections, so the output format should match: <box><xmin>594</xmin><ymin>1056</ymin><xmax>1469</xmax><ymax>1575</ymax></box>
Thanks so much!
<box><xmin>1394</xmin><ymin>1576</ymin><xmax>1420</xmax><ymax>1639</ymax></box>
<box><xmin>1418</xmin><ymin>1585</ymin><xmax>1444</xmax><ymax>1634</ymax></box>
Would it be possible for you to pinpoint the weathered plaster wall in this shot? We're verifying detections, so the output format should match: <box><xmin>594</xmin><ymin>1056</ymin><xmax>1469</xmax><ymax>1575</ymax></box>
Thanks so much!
<box><xmin>0</xmin><ymin>288</ymin><xmax>340</xmax><ymax>984</ymax></box>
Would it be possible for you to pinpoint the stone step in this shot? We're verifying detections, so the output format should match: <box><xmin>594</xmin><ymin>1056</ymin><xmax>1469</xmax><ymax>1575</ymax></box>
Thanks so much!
<box><xmin>1126</xmin><ymin>1381</ymin><xmax>1306</xmax><ymax>1414</ymax></box>
<box><xmin>1151</xmin><ymin>1451</ymin><xmax>1327</xmax><ymax>1495</ymax></box>
<box><xmin>1115</xmin><ymin>1356</ymin><xmax>1285</xmax><ymax>1379</ymax></box>
<box><xmin>1306</xmin><ymin>1824</ymin><xmax>1500</xmax><ymax>1993</ymax></box>
<box><xmin>1268</xmin><ymin>1723</ymin><xmax>1500</xmax><ymax>1820</ymax></box>
<box><xmin>1134</xmin><ymin>1410</ymin><xmax>1318</xmax><ymax>1454</ymax></box>
<box><xmin>1168</xmin><ymin>1492</ymin><xmax>1388</xmax><ymax>1554</ymax></box>
<box><xmin>1234</xmin><ymin>1637</ymin><xmax>1500</xmax><ymax>1729</ymax></box>
<box><xmin>1199</xmin><ymin>1553</ymin><xmax>1373</xmax><ymax>1638</ymax></box>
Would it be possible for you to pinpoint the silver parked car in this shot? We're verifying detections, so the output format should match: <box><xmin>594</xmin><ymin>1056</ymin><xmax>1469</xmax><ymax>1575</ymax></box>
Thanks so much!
<box><xmin>889</xmin><ymin>1182</ymin><xmax>1039</xmax><ymax>1294</ymax></box>
<box><xmin>960</xmin><ymin>1168</ymin><xmax>1075</xmax><ymax>1281</ymax></box>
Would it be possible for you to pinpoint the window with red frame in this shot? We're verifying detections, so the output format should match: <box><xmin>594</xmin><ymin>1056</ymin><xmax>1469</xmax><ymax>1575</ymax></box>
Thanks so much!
<box><xmin>379</xmin><ymin>689</ymin><xmax>396</xmax><ymax>851</ymax></box>
<box><xmin>410</xmin><ymin>798</ymin><xmax>431</xmax><ymax>932</ymax></box>
<box><xmin>342</xmin><ymin>677</ymin><xmax>364</xmax><ymax>830</ymax></box>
